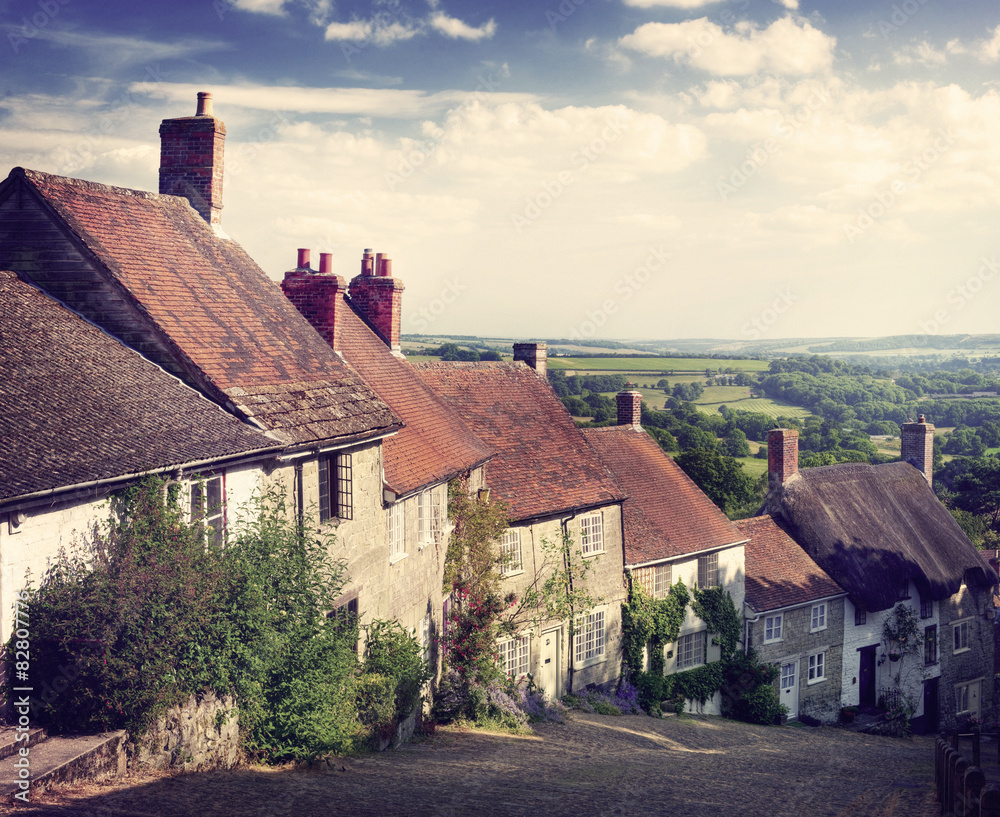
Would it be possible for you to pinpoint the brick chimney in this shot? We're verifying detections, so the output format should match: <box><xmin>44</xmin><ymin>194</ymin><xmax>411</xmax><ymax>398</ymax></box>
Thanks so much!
<box><xmin>901</xmin><ymin>414</ymin><xmax>935</xmax><ymax>486</ymax></box>
<box><xmin>281</xmin><ymin>248</ymin><xmax>346</xmax><ymax>353</ymax></box>
<box><xmin>616</xmin><ymin>391</ymin><xmax>642</xmax><ymax>428</ymax></box>
<box><xmin>159</xmin><ymin>91</ymin><xmax>226</xmax><ymax>227</ymax></box>
<box><xmin>348</xmin><ymin>249</ymin><xmax>404</xmax><ymax>353</ymax></box>
<box><xmin>767</xmin><ymin>428</ymin><xmax>799</xmax><ymax>493</ymax></box>
<box><xmin>513</xmin><ymin>342</ymin><xmax>547</xmax><ymax>378</ymax></box>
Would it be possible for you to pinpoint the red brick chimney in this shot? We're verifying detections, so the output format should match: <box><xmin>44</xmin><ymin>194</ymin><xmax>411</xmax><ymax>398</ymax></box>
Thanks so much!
<box><xmin>901</xmin><ymin>414</ymin><xmax>935</xmax><ymax>486</ymax></box>
<box><xmin>159</xmin><ymin>91</ymin><xmax>226</xmax><ymax>227</ymax></box>
<box><xmin>513</xmin><ymin>342</ymin><xmax>547</xmax><ymax>378</ymax></box>
<box><xmin>281</xmin><ymin>248</ymin><xmax>346</xmax><ymax>353</ymax></box>
<box><xmin>348</xmin><ymin>248</ymin><xmax>404</xmax><ymax>353</ymax></box>
<box><xmin>616</xmin><ymin>391</ymin><xmax>642</xmax><ymax>428</ymax></box>
<box><xmin>767</xmin><ymin>428</ymin><xmax>799</xmax><ymax>492</ymax></box>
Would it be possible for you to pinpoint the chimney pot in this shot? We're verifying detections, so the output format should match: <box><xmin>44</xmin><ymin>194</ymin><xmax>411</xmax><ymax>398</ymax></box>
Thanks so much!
<box><xmin>196</xmin><ymin>92</ymin><xmax>213</xmax><ymax>117</ymax></box>
<box><xmin>297</xmin><ymin>248</ymin><xmax>311</xmax><ymax>270</ymax></box>
<box><xmin>319</xmin><ymin>253</ymin><xmax>333</xmax><ymax>274</ymax></box>
<box><xmin>349</xmin><ymin>249</ymin><xmax>405</xmax><ymax>352</ymax></box>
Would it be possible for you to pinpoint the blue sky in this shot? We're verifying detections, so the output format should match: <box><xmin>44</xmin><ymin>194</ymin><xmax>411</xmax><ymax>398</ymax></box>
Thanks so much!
<box><xmin>3</xmin><ymin>0</ymin><xmax>1000</xmax><ymax>343</ymax></box>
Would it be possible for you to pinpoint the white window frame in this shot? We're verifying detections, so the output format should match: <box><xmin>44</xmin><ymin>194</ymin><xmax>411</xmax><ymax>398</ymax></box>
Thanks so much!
<box><xmin>574</xmin><ymin>606</ymin><xmax>607</xmax><ymax>668</ymax></box>
<box><xmin>810</xmin><ymin>603</ymin><xmax>827</xmax><ymax>633</ymax></box>
<box><xmin>953</xmin><ymin>619</ymin><xmax>970</xmax><ymax>654</ymax></box>
<box><xmin>653</xmin><ymin>563</ymin><xmax>672</xmax><ymax>598</ymax></box>
<box><xmin>499</xmin><ymin>633</ymin><xmax>530</xmax><ymax>679</ymax></box>
<box><xmin>764</xmin><ymin>614</ymin><xmax>783</xmax><ymax>644</ymax></box>
<box><xmin>189</xmin><ymin>473</ymin><xmax>225</xmax><ymax>546</ymax></box>
<box><xmin>780</xmin><ymin>661</ymin><xmax>796</xmax><ymax>690</ymax></box>
<box><xmin>417</xmin><ymin>489</ymin><xmax>442</xmax><ymax>550</ymax></box>
<box><xmin>580</xmin><ymin>513</ymin><xmax>604</xmax><ymax>556</ymax></box>
<box><xmin>807</xmin><ymin>651</ymin><xmax>825</xmax><ymax>684</ymax></box>
<box><xmin>955</xmin><ymin>679</ymin><xmax>982</xmax><ymax>717</ymax></box>
<box><xmin>500</xmin><ymin>528</ymin><xmax>523</xmax><ymax>576</ymax></box>
<box><xmin>697</xmin><ymin>552</ymin><xmax>719</xmax><ymax>589</ymax></box>
<box><xmin>388</xmin><ymin>502</ymin><xmax>405</xmax><ymax>562</ymax></box>
<box><xmin>676</xmin><ymin>630</ymin><xmax>706</xmax><ymax>670</ymax></box>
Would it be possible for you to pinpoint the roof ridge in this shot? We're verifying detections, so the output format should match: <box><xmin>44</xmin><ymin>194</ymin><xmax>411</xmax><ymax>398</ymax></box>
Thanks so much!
<box><xmin>16</xmin><ymin>167</ymin><xmax>188</xmax><ymax>207</ymax></box>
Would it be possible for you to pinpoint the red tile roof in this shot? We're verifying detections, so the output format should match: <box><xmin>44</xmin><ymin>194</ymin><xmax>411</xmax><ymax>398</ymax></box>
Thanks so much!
<box><xmin>736</xmin><ymin>515</ymin><xmax>844</xmax><ymax>613</ymax></box>
<box><xmin>338</xmin><ymin>306</ymin><xmax>492</xmax><ymax>496</ymax></box>
<box><xmin>0</xmin><ymin>270</ymin><xmax>277</xmax><ymax>502</ymax></box>
<box><xmin>6</xmin><ymin>168</ymin><xmax>399</xmax><ymax>446</ymax></box>
<box><xmin>415</xmin><ymin>362</ymin><xmax>624</xmax><ymax>521</ymax></box>
<box><xmin>582</xmin><ymin>426</ymin><xmax>744</xmax><ymax>565</ymax></box>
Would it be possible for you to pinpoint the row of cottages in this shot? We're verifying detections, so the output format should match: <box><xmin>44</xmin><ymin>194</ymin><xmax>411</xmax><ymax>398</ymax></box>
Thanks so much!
<box><xmin>743</xmin><ymin>425</ymin><xmax>997</xmax><ymax>731</ymax></box>
<box><xmin>0</xmin><ymin>93</ymin><xmax>628</xmax><ymax>700</ymax></box>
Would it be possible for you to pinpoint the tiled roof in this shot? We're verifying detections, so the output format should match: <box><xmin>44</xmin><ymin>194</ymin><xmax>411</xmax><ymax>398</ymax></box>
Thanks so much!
<box><xmin>338</xmin><ymin>306</ymin><xmax>492</xmax><ymax>496</ymax></box>
<box><xmin>8</xmin><ymin>168</ymin><xmax>399</xmax><ymax>446</ymax></box>
<box><xmin>0</xmin><ymin>270</ymin><xmax>278</xmax><ymax>502</ymax></box>
<box><xmin>737</xmin><ymin>515</ymin><xmax>844</xmax><ymax>613</ymax></box>
<box><xmin>772</xmin><ymin>462</ymin><xmax>998</xmax><ymax>611</ymax></box>
<box><xmin>415</xmin><ymin>362</ymin><xmax>624</xmax><ymax>521</ymax></box>
<box><xmin>582</xmin><ymin>426</ymin><xmax>745</xmax><ymax>564</ymax></box>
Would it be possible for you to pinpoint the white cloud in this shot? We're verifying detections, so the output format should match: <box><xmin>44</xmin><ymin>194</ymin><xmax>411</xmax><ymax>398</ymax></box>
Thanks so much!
<box><xmin>619</xmin><ymin>16</ymin><xmax>836</xmax><ymax>76</ymax></box>
<box><xmin>429</xmin><ymin>12</ymin><xmax>496</xmax><ymax>41</ymax></box>
<box><xmin>978</xmin><ymin>26</ymin><xmax>1000</xmax><ymax>63</ymax></box>
<box><xmin>324</xmin><ymin>19</ymin><xmax>422</xmax><ymax>46</ymax></box>
<box><xmin>621</xmin><ymin>0</ymin><xmax>723</xmax><ymax>8</ymax></box>
<box><xmin>774</xmin><ymin>0</ymin><xmax>798</xmax><ymax>9</ymax></box>
<box><xmin>229</xmin><ymin>0</ymin><xmax>287</xmax><ymax>13</ymax></box>
<box><xmin>893</xmin><ymin>41</ymin><xmax>949</xmax><ymax>67</ymax></box>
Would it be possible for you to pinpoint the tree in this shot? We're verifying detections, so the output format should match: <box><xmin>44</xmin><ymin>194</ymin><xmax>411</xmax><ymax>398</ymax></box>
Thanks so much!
<box><xmin>722</xmin><ymin>428</ymin><xmax>751</xmax><ymax>458</ymax></box>
<box><xmin>952</xmin><ymin>456</ymin><xmax>1000</xmax><ymax>528</ymax></box>
<box><xmin>675</xmin><ymin>449</ymin><xmax>761</xmax><ymax>518</ymax></box>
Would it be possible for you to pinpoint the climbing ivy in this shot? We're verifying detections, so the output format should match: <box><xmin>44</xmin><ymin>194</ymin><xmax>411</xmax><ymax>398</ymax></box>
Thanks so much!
<box><xmin>620</xmin><ymin>577</ymin><xmax>689</xmax><ymax>676</ymax></box>
<box><xmin>691</xmin><ymin>586</ymin><xmax>742</xmax><ymax>661</ymax></box>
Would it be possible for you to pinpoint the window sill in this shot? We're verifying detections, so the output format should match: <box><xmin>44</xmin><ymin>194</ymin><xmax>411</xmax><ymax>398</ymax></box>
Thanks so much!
<box><xmin>763</xmin><ymin>638</ymin><xmax>783</xmax><ymax>645</ymax></box>
<box><xmin>582</xmin><ymin>549</ymin><xmax>605</xmax><ymax>559</ymax></box>
<box><xmin>389</xmin><ymin>552</ymin><xmax>409</xmax><ymax>566</ymax></box>
<box><xmin>807</xmin><ymin>676</ymin><xmax>826</xmax><ymax>686</ymax></box>
<box><xmin>810</xmin><ymin>626</ymin><xmax>828</xmax><ymax>634</ymax></box>
<box><xmin>954</xmin><ymin>647</ymin><xmax>971</xmax><ymax>656</ymax></box>
<box><xmin>574</xmin><ymin>654</ymin><xmax>606</xmax><ymax>671</ymax></box>
<box><xmin>501</xmin><ymin>568</ymin><xmax>525</xmax><ymax>578</ymax></box>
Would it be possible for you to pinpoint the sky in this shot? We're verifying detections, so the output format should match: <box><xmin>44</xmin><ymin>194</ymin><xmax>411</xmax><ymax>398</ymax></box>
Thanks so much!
<box><xmin>2</xmin><ymin>0</ymin><xmax>1000</xmax><ymax>343</ymax></box>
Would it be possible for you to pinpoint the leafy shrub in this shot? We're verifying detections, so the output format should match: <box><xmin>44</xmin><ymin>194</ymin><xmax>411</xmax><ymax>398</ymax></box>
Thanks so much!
<box><xmin>432</xmin><ymin>669</ymin><xmax>528</xmax><ymax>732</ymax></box>
<box><xmin>517</xmin><ymin>683</ymin><xmax>566</xmax><ymax>723</ymax></box>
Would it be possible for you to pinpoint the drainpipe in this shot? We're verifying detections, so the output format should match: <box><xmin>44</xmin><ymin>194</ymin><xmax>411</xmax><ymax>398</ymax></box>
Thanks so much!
<box><xmin>560</xmin><ymin>510</ymin><xmax>579</xmax><ymax>694</ymax></box>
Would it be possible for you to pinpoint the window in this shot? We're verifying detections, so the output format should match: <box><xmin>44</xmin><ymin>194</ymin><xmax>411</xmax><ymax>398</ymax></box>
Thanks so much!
<box><xmin>190</xmin><ymin>474</ymin><xmax>225</xmax><ymax>546</ymax></box>
<box><xmin>898</xmin><ymin>580</ymin><xmax>910</xmax><ymax>600</ymax></box>
<box><xmin>319</xmin><ymin>453</ymin><xmax>353</xmax><ymax>522</ymax></box>
<box><xmin>677</xmin><ymin>631</ymin><xmax>706</xmax><ymax>670</ymax></box>
<box><xmin>418</xmin><ymin>489</ymin><xmax>442</xmax><ymax>548</ymax></box>
<box><xmin>810</xmin><ymin>603</ymin><xmax>827</xmax><ymax>632</ymax></box>
<box><xmin>420</xmin><ymin>614</ymin><xmax>432</xmax><ymax>663</ymax></box>
<box><xmin>780</xmin><ymin>662</ymin><xmax>796</xmax><ymax>691</ymax></box>
<box><xmin>854</xmin><ymin>605</ymin><xmax>867</xmax><ymax>626</ymax></box>
<box><xmin>807</xmin><ymin>651</ymin><xmax>825</xmax><ymax>683</ymax></box>
<box><xmin>388</xmin><ymin>502</ymin><xmax>404</xmax><ymax>561</ymax></box>
<box><xmin>955</xmin><ymin>680</ymin><xmax>981</xmax><ymax>717</ymax></box>
<box><xmin>574</xmin><ymin>607</ymin><xmax>607</xmax><ymax>667</ymax></box>
<box><xmin>920</xmin><ymin>593</ymin><xmax>933</xmax><ymax>619</ymax></box>
<box><xmin>764</xmin><ymin>614</ymin><xmax>783</xmax><ymax>643</ymax></box>
<box><xmin>652</xmin><ymin>563</ymin><xmax>672</xmax><ymax>598</ymax></box>
<box><xmin>956</xmin><ymin>684</ymin><xmax>971</xmax><ymax>715</ymax></box>
<box><xmin>499</xmin><ymin>634</ymin><xmax>530</xmax><ymax>679</ymax></box>
<box><xmin>500</xmin><ymin>529</ymin><xmax>523</xmax><ymax>576</ymax></box>
<box><xmin>329</xmin><ymin>595</ymin><xmax>359</xmax><ymax>653</ymax></box>
<box><xmin>580</xmin><ymin>514</ymin><xmax>604</xmax><ymax>556</ymax></box>
<box><xmin>924</xmin><ymin>625</ymin><xmax>937</xmax><ymax>666</ymax></box>
<box><xmin>697</xmin><ymin>552</ymin><xmax>719</xmax><ymax>589</ymax></box>
<box><xmin>953</xmin><ymin>620</ymin><xmax>970</xmax><ymax>653</ymax></box>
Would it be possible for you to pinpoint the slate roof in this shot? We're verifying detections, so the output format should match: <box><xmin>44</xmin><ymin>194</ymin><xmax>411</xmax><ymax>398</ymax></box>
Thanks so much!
<box><xmin>737</xmin><ymin>515</ymin><xmax>844</xmax><ymax>613</ymax></box>
<box><xmin>582</xmin><ymin>426</ymin><xmax>745</xmax><ymax>565</ymax></box>
<box><xmin>0</xmin><ymin>270</ymin><xmax>278</xmax><ymax>502</ymax></box>
<box><xmin>338</xmin><ymin>305</ymin><xmax>492</xmax><ymax>496</ymax></box>
<box><xmin>4</xmin><ymin>168</ymin><xmax>400</xmax><ymax>446</ymax></box>
<box><xmin>769</xmin><ymin>462</ymin><xmax>997</xmax><ymax>612</ymax></box>
<box><xmin>414</xmin><ymin>362</ymin><xmax>624</xmax><ymax>521</ymax></box>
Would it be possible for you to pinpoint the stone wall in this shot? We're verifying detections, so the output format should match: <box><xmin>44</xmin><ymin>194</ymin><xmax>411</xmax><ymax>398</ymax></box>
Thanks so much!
<box><xmin>939</xmin><ymin>582</ymin><xmax>995</xmax><ymax>731</ymax></box>
<box><xmin>128</xmin><ymin>691</ymin><xmax>239</xmax><ymax>771</ymax></box>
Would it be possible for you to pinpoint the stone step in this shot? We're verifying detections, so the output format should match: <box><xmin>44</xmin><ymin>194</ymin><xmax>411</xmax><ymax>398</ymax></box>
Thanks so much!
<box><xmin>0</xmin><ymin>730</ymin><xmax>126</xmax><ymax>802</ymax></box>
<box><xmin>0</xmin><ymin>724</ymin><xmax>47</xmax><ymax>761</ymax></box>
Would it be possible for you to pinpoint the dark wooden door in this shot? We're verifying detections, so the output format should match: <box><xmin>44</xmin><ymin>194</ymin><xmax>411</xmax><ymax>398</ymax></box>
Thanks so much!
<box><xmin>859</xmin><ymin>645</ymin><xmax>877</xmax><ymax>707</ymax></box>
<box><xmin>923</xmin><ymin>678</ymin><xmax>939</xmax><ymax>733</ymax></box>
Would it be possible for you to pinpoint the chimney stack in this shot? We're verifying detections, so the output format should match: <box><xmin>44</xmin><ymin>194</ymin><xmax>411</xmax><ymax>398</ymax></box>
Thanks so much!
<box><xmin>159</xmin><ymin>92</ymin><xmax>226</xmax><ymax>227</ymax></box>
<box><xmin>513</xmin><ymin>342</ymin><xmax>547</xmax><ymax>378</ymax></box>
<box><xmin>767</xmin><ymin>428</ymin><xmax>799</xmax><ymax>493</ymax></box>
<box><xmin>281</xmin><ymin>248</ymin><xmax>346</xmax><ymax>353</ymax></box>
<box><xmin>616</xmin><ymin>391</ymin><xmax>642</xmax><ymax>428</ymax></box>
<box><xmin>348</xmin><ymin>249</ymin><xmax>405</xmax><ymax>352</ymax></box>
<box><xmin>901</xmin><ymin>414</ymin><xmax>935</xmax><ymax>486</ymax></box>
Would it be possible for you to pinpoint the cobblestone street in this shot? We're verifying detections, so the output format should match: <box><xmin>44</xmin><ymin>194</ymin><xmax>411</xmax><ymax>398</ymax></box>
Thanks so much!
<box><xmin>7</xmin><ymin>713</ymin><xmax>938</xmax><ymax>817</ymax></box>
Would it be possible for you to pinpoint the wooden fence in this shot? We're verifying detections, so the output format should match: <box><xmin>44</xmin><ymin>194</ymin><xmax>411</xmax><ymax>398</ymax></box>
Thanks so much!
<box><xmin>936</xmin><ymin>732</ymin><xmax>1000</xmax><ymax>816</ymax></box>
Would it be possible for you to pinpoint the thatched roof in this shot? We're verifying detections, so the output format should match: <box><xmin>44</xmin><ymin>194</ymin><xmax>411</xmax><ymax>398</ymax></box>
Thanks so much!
<box><xmin>769</xmin><ymin>461</ymin><xmax>996</xmax><ymax>613</ymax></box>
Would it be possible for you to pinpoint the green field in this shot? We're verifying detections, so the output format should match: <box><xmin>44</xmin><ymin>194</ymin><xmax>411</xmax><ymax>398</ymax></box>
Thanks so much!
<box><xmin>547</xmin><ymin>357</ymin><xmax>769</xmax><ymax>373</ymax></box>
<box><xmin>695</xmin><ymin>397</ymin><xmax>812</xmax><ymax>420</ymax></box>
<box><xmin>698</xmin><ymin>385</ymin><xmax>753</xmax><ymax>403</ymax></box>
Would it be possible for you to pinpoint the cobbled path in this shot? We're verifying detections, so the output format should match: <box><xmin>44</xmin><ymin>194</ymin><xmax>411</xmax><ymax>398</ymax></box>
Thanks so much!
<box><xmin>7</xmin><ymin>714</ymin><xmax>938</xmax><ymax>817</ymax></box>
